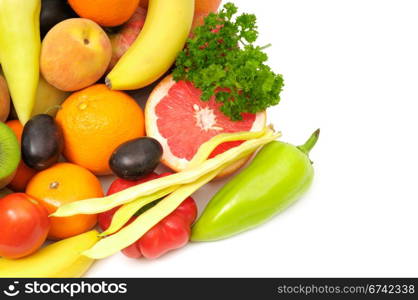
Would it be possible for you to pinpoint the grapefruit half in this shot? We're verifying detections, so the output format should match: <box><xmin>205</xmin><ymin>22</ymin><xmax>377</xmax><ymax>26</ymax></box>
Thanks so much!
<box><xmin>145</xmin><ymin>75</ymin><xmax>266</xmax><ymax>177</ymax></box>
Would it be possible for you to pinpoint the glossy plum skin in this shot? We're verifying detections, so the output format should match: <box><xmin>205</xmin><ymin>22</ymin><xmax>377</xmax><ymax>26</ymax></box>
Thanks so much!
<box><xmin>22</xmin><ymin>114</ymin><xmax>63</xmax><ymax>171</ymax></box>
<box><xmin>109</xmin><ymin>137</ymin><xmax>163</xmax><ymax>181</ymax></box>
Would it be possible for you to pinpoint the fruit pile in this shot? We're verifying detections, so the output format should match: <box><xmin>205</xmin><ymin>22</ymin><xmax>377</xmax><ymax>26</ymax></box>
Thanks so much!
<box><xmin>0</xmin><ymin>0</ymin><xmax>318</xmax><ymax>278</ymax></box>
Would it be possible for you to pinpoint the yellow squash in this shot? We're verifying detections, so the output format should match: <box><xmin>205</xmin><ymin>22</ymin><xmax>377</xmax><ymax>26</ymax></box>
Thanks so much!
<box><xmin>0</xmin><ymin>0</ymin><xmax>41</xmax><ymax>124</ymax></box>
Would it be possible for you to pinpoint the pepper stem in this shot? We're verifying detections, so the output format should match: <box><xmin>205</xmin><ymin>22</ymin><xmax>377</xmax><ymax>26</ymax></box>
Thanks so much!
<box><xmin>297</xmin><ymin>129</ymin><xmax>320</xmax><ymax>155</ymax></box>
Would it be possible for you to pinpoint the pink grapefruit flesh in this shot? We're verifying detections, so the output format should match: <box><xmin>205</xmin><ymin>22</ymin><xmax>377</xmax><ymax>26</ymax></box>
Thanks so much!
<box><xmin>145</xmin><ymin>75</ymin><xmax>266</xmax><ymax>177</ymax></box>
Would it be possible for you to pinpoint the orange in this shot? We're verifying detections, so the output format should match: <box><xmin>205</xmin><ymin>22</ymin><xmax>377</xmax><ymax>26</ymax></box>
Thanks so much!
<box><xmin>26</xmin><ymin>162</ymin><xmax>104</xmax><ymax>240</ymax></box>
<box><xmin>55</xmin><ymin>84</ymin><xmax>144</xmax><ymax>175</ymax></box>
<box><xmin>68</xmin><ymin>0</ymin><xmax>140</xmax><ymax>27</ymax></box>
<box><xmin>6</xmin><ymin>120</ymin><xmax>37</xmax><ymax>192</ymax></box>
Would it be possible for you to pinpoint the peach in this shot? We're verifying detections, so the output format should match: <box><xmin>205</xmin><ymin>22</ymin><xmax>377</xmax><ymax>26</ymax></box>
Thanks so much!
<box><xmin>0</xmin><ymin>74</ymin><xmax>10</xmax><ymax>122</ymax></box>
<box><xmin>40</xmin><ymin>18</ymin><xmax>112</xmax><ymax>92</ymax></box>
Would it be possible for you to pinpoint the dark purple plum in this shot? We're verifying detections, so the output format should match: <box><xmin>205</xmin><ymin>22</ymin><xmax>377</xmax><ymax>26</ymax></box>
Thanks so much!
<box><xmin>22</xmin><ymin>114</ymin><xmax>63</xmax><ymax>170</ymax></box>
<box><xmin>110</xmin><ymin>137</ymin><xmax>163</xmax><ymax>180</ymax></box>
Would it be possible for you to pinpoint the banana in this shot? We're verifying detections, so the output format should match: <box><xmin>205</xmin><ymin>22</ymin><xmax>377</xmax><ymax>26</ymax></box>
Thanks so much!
<box><xmin>0</xmin><ymin>0</ymin><xmax>41</xmax><ymax>124</ymax></box>
<box><xmin>106</xmin><ymin>0</ymin><xmax>194</xmax><ymax>90</ymax></box>
<box><xmin>0</xmin><ymin>230</ymin><xmax>99</xmax><ymax>278</ymax></box>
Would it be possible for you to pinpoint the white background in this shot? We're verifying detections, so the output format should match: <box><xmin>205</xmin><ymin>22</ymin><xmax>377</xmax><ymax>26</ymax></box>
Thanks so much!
<box><xmin>88</xmin><ymin>0</ymin><xmax>418</xmax><ymax>277</ymax></box>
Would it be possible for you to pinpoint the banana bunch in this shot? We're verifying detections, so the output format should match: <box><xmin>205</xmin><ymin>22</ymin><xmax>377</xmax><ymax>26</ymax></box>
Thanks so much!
<box><xmin>0</xmin><ymin>0</ymin><xmax>41</xmax><ymax>124</ymax></box>
<box><xmin>106</xmin><ymin>0</ymin><xmax>194</xmax><ymax>90</ymax></box>
<box><xmin>0</xmin><ymin>231</ymin><xmax>99</xmax><ymax>278</ymax></box>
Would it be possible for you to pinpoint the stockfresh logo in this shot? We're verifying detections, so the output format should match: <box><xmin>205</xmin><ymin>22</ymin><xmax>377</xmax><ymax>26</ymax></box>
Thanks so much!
<box><xmin>2</xmin><ymin>281</ymin><xmax>127</xmax><ymax>297</ymax></box>
<box><xmin>3</xmin><ymin>281</ymin><xmax>20</xmax><ymax>297</ymax></box>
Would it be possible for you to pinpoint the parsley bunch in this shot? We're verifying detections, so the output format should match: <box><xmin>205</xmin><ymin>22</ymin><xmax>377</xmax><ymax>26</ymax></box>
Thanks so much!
<box><xmin>173</xmin><ymin>2</ymin><xmax>284</xmax><ymax>121</ymax></box>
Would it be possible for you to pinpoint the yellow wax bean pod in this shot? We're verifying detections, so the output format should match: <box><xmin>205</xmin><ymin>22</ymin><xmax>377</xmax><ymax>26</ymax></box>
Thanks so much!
<box><xmin>187</xmin><ymin>127</ymin><xmax>270</xmax><ymax>169</ymax></box>
<box><xmin>53</xmin><ymin>130</ymin><xmax>280</xmax><ymax>217</ymax></box>
<box><xmin>83</xmin><ymin>168</ymin><xmax>223</xmax><ymax>259</ymax></box>
<box><xmin>99</xmin><ymin>185</ymin><xmax>180</xmax><ymax>237</ymax></box>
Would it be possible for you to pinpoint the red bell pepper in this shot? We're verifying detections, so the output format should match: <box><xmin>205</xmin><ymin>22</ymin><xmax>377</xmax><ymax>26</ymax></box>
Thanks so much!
<box><xmin>98</xmin><ymin>172</ymin><xmax>197</xmax><ymax>259</ymax></box>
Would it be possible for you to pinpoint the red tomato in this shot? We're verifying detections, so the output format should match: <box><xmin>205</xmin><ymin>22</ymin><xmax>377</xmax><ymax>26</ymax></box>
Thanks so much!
<box><xmin>0</xmin><ymin>193</ymin><xmax>50</xmax><ymax>259</ymax></box>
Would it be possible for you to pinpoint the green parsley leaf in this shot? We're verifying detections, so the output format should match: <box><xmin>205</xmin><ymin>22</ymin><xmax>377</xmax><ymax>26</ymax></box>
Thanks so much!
<box><xmin>173</xmin><ymin>2</ymin><xmax>284</xmax><ymax>121</ymax></box>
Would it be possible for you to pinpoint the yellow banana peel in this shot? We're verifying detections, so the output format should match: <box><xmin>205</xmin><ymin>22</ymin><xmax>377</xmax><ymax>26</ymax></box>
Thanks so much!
<box><xmin>106</xmin><ymin>0</ymin><xmax>194</xmax><ymax>90</ymax></box>
<box><xmin>0</xmin><ymin>230</ymin><xmax>100</xmax><ymax>278</ymax></box>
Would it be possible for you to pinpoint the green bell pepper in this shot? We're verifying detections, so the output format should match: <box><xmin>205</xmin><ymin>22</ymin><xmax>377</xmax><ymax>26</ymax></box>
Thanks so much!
<box><xmin>191</xmin><ymin>129</ymin><xmax>320</xmax><ymax>241</ymax></box>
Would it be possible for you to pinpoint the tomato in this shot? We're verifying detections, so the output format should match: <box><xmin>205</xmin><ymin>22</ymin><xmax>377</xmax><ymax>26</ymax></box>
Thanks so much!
<box><xmin>0</xmin><ymin>193</ymin><xmax>50</xmax><ymax>259</ymax></box>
